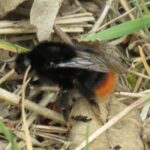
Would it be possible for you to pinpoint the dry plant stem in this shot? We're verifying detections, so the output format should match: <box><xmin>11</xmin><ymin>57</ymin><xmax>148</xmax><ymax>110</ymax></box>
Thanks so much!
<box><xmin>13</xmin><ymin>131</ymin><xmax>41</xmax><ymax>147</ymax></box>
<box><xmin>74</xmin><ymin>94</ymin><xmax>150</xmax><ymax>150</ymax></box>
<box><xmin>87</xmin><ymin>1</ymin><xmax>150</xmax><ymax>34</ymax></box>
<box><xmin>57</xmin><ymin>12</ymin><xmax>93</xmax><ymax>19</ymax></box>
<box><xmin>140</xmin><ymin>89</ymin><xmax>150</xmax><ymax>94</ymax></box>
<box><xmin>35</xmin><ymin>131</ymin><xmax>67</xmax><ymax>140</ymax></box>
<box><xmin>60</xmin><ymin>142</ymin><xmax>70</xmax><ymax>150</ymax></box>
<box><xmin>56</xmin><ymin>16</ymin><xmax>94</xmax><ymax>24</ymax></box>
<box><xmin>0</xmin><ymin>88</ymin><xmax>65</xmax><ymax>124</ymax></box>
<box><xmin>33</xmin><ymin>132</ymin><xmax>68</xmax><ymax>144</ymax></box>
<box><xmin>0</xmin><ymin>13</ymin><xmax>94</xmax><ymax>34</ymax></box>
<box><xmin>120</xmin><ymin>0</ymin><xmax>135</xmax><ymax>19</ymax></box>
<box><xmin>10</xmin><ymin>35</ymin><xmax>36</xmax><ymax>42</ymax></box>
<box><xmin>0</xmin><ymin>28</ymin><xmax>36</xmax><ymax>34</ymax></box>
<box><xmin>17</xmin><ymin>78</ymin><xmax>31</xmax><ymax>96</ymax></box>
<box><xmin>21</xmin><ymin>66</ymin><xmax>33</xmax><ymax>150</ymax></box>
<box><xmin>75</xmin><ymin>0</ymin><xmax>87</xmax><ymax>12</ymax></box>
<box><xmin>25</xmin><ymin>93</ymin><xmax>57</xmax><ymax>128</ymax></box>
<box><xmin>0</xmin><ymin>69</ymin><xmax>15</xmax><ymax>84</ymax></box>
<box><xmin>0</xmin><ymin>20</ymin><xmax>30</xmax><ymax>28</ymax></box>
<box><xmin>40</xmin><ymin>86</ymin><xmax>59</xmax><ymax>92</ymax></box>
<box><xmin>54</xmin><ymin>24</ymin><xmax>73</xmax><ymax>45</ymax></box>
<box><xmin>115</xmin><ymin>91</ymin><xmax>144</xmax><ymax>98</ymax></box>
<box><xmin>128</xmin><ymin>69</ymin><xmax>150</xmax><ymax>80</ymax></box>
<box><xmin>116</xmin><ymin>89</ymin><xmax>150</xmax><ymax>98</ymax></box>
<box><xmin>140</xmin><ymin>101</ymin><xmax>150</xmax><ymax>121</ymax></box>
<box><xmin>133</xmin><ymin>69</ymin><xmax>145</xmax><ymax>92</ymax></box>
<box><xmin>90</xmin><ymin>0</ymin><xmax>114</xmax><ymax>33</ymax></box>
<box><xmin>138</xmin><ymin>45</ymin><xmax>150</xmax><ymax>76</ymax></box>
<box><xmin>64</xmin><ymin>7</ymin><xmax>83</xmax><ymax>15</ymax></box>
<box><xmin>96</xmin><ymin>7</ymin><xmax>134</xmax><ymax>32</ymax></box>
<box><xmin>0</xmin><ymin>13</ymin><xmax>93</xmax><ymax>27</ymax></box>
<box><xmin>32</xmin><ymin>125</ymin><xmax>67</xmax><ymax>134</ymax></box>
<box><xmin>0</xmin><ymin>27</ymin><xmax>83</xmax><ymax>34</ymax></box>
<box><xmin>122</xmin><ymin>0</ymin><xmax>146</xmax><ymax>37</ymax></box>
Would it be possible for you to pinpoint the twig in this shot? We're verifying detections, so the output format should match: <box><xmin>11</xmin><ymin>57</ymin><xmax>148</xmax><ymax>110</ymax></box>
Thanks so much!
<box><xmin>115</xmin><ymin>91</ymin><xmax>143</xmax><ymax>98</ymax></box>
<box><xmin>128</xmin><ymin>69</ymin><xmax>150</xmax><ymax>80</ymax></box>
<box><xmin>120</xmin><ymin>0</ymin><xmax>135</xmax><ymax>19</ymax></box>
<box><xmin>96</xmin><ymin>7</ymin><xmax>134</xmax><ymax>32</ymax></box>
<box><xmin>90</xmin><ymin>0</ymin><xmax>114</xmax><ymax>33</ymax></box>
<box><xmin>24</xmin><ymin>93</ymin><xmax>57</xmax><ymax>128</ymax></box>
<box><xmin>0</xmin><ymin>26</ymin><xmax>84</xmax><ymax>34</ymax></box>
<box><xmin>116</xmin><ymin>89</ymin><xmax>150</xmax><ymax>98</ymax></box>
<box><xmin>32</xmin><ymin>125</ymin><xmax>68</xmax><ymax>134</ymax></box>
<box><xmin>54</xmin><ymin>24</ymin><xmax>73</xmax><ymax>45</ymax></box>
<box><xmin>21</xmin><ymin>66</ymin><xmax>33</xmax><ymax>150</ymax></box>
<box><xmin>0</xmin><ymin>28</ymin><xmax>36</xmax><ymax>34</ymax></box>
<box><xmin>0</xmin><ymin>88</ymin><xmax>65</xmax><ymax>124</ymax></box>
<box><xmin>0</xmin><ymin>69</ymin><xmax>15</xmax><ymax>84</ymax></box>
<box><xmin>133</xmin><ymin>69</ymin><xmax>145</xmax><ymax>92</ymax></box>
<box><xmin>138</xmin><ymin>45</ymin><xmax>150</xmax><ymax>76</ymax></box>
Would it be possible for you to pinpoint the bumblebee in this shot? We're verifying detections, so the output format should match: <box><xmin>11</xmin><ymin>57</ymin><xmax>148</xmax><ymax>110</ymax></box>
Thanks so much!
<box><xmin>15</xmin><ymin>41</ymin><xmax>126</xmax><ymax>119</ymax></box>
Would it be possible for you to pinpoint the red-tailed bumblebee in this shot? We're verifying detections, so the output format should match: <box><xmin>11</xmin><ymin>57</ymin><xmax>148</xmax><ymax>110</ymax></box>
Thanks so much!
<box><xmin>15</xmin><ymin>41</ymin><xmax>126</xmax><ymax>119</ymax></box>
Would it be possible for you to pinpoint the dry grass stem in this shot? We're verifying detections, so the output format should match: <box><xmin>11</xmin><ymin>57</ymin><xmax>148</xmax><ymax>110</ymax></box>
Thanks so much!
<box><xmin>0</xmin><ymin>13</ymin><xmax>94</xmax><ymax>35</ymax></box>
<box><xmin>138</xmin><ymin>45</ymin><xmax>150</xmax><ymax>76</ymax></box>
<box><xmin>54</xmin><ymin>24</ymin><xmax>73</xmax><ymax>45</ymax></box>
<box><xmin>32</xmin><ymin>125</ymin><xmax>67</xmax><ymax>134</ymax></box>
<box><xmin>90</xmin><ymin>0</ymin><xmax>114</xmax><ymax>33</ymax></box>
<box><xmin>120</xmin><ymin>0</ymin><xmax>135</xmax><ymax>19</ymax></box>
<box><xmin>21</xmin><ymin>66</ymin><xmax>33</xmax><ymax>150</ymax></box>
<box><xmin>24</xmin><ymin>93</ymin><xmax>57</xmax><ymax>128</ymax></box>
<box><xmin>115</xmin><ymin>91</ymin><xmax>144</xmax><ymax>98</ymax></box>
<box><xmin>140</xmin><ymin>101</ymin><xmax>150</xmax><ymax>121</ymax></box>
<box><xmin>133</xmin><ymin>69</ymin><xmax>145</xmax><ymax>92</ymax></box>
<box><xmin>128</xmin><ymin>69</ymin><xmax>150</xmax><ymax>80</ymax></box>
<box><xmin>0</xmin><ymin>87</ymin><xmax>65</xmax><ymax>124</ymax></box>
<box><xmin>0</xmin><ymin>69</ymin><xmax>15</xmax><ymax>84</ymax></box>
<box><xmin>57</xmin><ymin>12</ymin><xmax>93</xmax><ymax>19</ymax></box>
<box><xmin>96</xmin><ymin>7</ymin><xmax>134</xmax><ymax>32</ymax></box>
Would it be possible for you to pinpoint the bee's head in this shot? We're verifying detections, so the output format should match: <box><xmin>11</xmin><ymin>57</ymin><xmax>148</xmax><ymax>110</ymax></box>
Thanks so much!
<box><xmin>15</xmin><ymin>53</ymin><xmax>31</xmax><ymax>74</ymax></box>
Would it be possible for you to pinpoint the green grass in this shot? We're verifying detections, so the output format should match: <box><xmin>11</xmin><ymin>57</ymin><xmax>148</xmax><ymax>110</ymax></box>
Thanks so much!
<box><xmin>80</xmin><ymin>15</ymin><xmax>150</xmax><ymax>41</ymax></box>
<box><xmin>0</xmin><ymin>40</ymin><xmax>28</xmax><ymax>53</ymax></box>
<box><xmin>0</xmin><ymin>120</ymin><xmax>20</xmax><ymax>150</ymax></box>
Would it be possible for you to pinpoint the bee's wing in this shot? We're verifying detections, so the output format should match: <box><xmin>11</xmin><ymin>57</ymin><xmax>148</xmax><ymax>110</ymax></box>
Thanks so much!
<box><xmin>57</xmin><ymin>51</ymin><xmax>113</xmax><ymax>73</ymax></box>
<box><xmin>58</xmin><ymin>49</ymin><xmax>127</xmax><ymax>73</ymax></box>
<box><xmin>58</xmin><ymin>57</ymin><xmax>109</xmax><ymax>72</ymax></box>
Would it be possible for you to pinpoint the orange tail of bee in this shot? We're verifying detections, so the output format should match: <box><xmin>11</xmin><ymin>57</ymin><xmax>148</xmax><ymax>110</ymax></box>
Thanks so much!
<box><xmin>95</xmin><ymin>72</ymin><xmax>117</xmax><ymax>98</ymax></box>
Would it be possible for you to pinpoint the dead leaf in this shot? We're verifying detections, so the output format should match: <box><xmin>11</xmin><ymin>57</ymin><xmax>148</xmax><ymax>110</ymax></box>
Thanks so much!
<box><xmin>0</xmin><ymin>0</ymin><xmax>27</xmax><ymax>18</ymax></box>
<box><xmin>69</xmin><ymin>97</ymin><xmax>109</xmax><ymax>150</ymax></box>
<box><xmin>30</xmin><ymin>0</ymin><xmax>62</xmax><ymax>41</ymax></box>
<box><xmin>142</xmin><ymin>118</ymin><xmax>150</xmax><ymax>149</ymax></box>
<box><xmin>107</xmin><ymin>97</ymin><xmax>143</xmax><ymax>150</ymax></box>
<box><xmin>69</xmin><ymin>96</ymin><xmax>144</xmax><ymax>150</ymax></box>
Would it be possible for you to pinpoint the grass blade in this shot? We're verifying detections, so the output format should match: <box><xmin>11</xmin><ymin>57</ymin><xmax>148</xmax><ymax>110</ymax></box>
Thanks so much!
<box><xmin>0</xmin><ymin>120</ymin><xmax>20</xmax><ymax>150</ymax></box>
<box><xmin>81</xmin><ymin>15</ymin><xmax>150</xmax><ymax>41</ymax></box>
<box><xmin>0</xmin><ymin>40</ymin><xmax>28</xmax><ymax>53</ymax></box>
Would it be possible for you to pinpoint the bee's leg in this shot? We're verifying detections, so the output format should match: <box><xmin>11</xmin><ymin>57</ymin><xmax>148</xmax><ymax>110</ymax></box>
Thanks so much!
<box><xmin>73</xmin><ymin>79</ymin><xmax>95</xmax><ymax>103</ymax></box>
<box><xmin>58</xmin><ymin>89</ymin><xmax>73</xmax><ymax>128</ymax></box>
<box><xmin>73</xmin><ymin>79</ymin><xmax>100</xmax><ymax>116</ymax></box>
